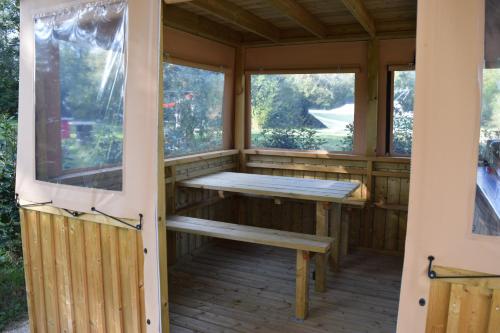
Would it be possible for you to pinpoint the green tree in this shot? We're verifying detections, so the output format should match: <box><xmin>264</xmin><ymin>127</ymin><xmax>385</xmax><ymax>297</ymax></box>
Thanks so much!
<box><xmin>392</xmin><ymin>71</ymin><xmax>415</xmax><ymax>155</ymax></box>
<box><xmin>163</xmin><ymin>63</ymin><xmax>224</xmax><ymax>157</ymax></box>
<box><xmin>0</xmin><ymin>0</ymin><xmax>19</xmax><ymax>116</ymax></box>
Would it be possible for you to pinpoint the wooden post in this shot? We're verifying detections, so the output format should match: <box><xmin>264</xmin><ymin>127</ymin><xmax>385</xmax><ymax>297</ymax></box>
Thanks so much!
<box><xmin>315</xmin><ymin>202</ymin><xmax>329</xmax><ymax>292</ymax></box>
<box><xmin>365</xmin><ymin>38</ymin><xmax>379</xmax><ymax>156</ymax></box>
<box><xmin>330</xmin><ymin>202</ymin><xmax>342</xmax><ymax>272</ymax></box>
<box><xmin>234</xmin><ymin>46</ymin><xmax>247</xmax><ymax>226</ymax></box>
<box><xmin>295</xmin><ymin>250</ymin><xmax>310</xmax><ymax>320</ymax></box>
<box><xmin>341</xmin><ymin>207</ymin><xmax>351</xmax><ymax>256</ymax></box>
<box><xmin>157</xmin><ymin>7</ymin><xmax>170</xmax><ymax>330</ymax></box>
<box><xmin>234</xmin><ymin>46</ymin><xmax>246</xmax><ymax>169</ymax></box>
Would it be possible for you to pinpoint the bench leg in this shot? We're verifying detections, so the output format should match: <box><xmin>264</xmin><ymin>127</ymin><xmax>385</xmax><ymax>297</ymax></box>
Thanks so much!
<box><xmin>315</xmin><ymin>202</ymin><xmax>329</xmax><ymax>292</ymax></box>
<box><xmin>329</xmin><ymin>203</ymin><xmax>342</xmax><ymax>272</ymax></box>
<box><xmin>296</xmin><ymin>250</ymin><xmax>310</xmax><ymax>320</ymax></box>
<box><xmin>341</xmin><ymin>208</ymin><xmax>351</xmax><ymax>256</ymax></box>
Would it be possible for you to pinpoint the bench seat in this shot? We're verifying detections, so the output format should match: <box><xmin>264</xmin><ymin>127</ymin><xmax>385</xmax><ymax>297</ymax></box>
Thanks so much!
<box><xmin>166</xmin><ymin>215</ymin><xmax>333</xmax><ymax>320</ymax></box>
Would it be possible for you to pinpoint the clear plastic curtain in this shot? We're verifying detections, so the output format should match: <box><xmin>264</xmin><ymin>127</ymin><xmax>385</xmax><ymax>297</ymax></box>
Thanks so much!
<box><xmin>34</xmin><ymin>1</ymin><xmax>127</xmax><ymax>190</ymax></box>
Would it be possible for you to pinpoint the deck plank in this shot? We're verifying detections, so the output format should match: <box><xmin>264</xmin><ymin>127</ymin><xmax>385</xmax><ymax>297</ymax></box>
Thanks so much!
<box><xmin>168</xmin><ymin>242</ymin><xmax>402</xmax><ymax>333</ymax></box>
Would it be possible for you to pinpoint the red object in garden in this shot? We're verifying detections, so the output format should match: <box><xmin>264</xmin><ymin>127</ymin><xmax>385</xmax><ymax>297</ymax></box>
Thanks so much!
<box><xmin>163</xmin><ymin>102</ymin><xmax>176</xmax><ymax>108</ymax></box>
<box><xmin>61</xmin><ymin>119</ymin><xmax>70</xmax><ymax>139</ymax></box>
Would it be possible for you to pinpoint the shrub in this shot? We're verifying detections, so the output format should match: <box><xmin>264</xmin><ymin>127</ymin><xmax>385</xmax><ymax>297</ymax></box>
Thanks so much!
<box><xmin>256</xmin><ymin>127</ymin><xmax>327</xmax><ymax>150</ymax></box>
<box><xmin>0</xmin><ymin>114</ymin><xmax>19</xmax><ymax>257</ymax></box>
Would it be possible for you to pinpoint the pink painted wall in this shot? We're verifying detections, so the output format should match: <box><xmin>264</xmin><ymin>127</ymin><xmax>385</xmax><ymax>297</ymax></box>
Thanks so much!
<box><xmin>244</xmin><ymin>40</ymin><xmax>415</xmax><ymax>155</ymax></box>
<box><xmin>397</xmin><ymin>0</ymin><xmax>500</xmax><ymax>331</ymax></box>
<box><xmin>163</xmin><ymin>27</ymin><xmax>236</xmax><ymax>148</ymax></box>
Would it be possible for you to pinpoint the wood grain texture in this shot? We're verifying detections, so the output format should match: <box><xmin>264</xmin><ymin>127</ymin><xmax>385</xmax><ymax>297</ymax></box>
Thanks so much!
<box><xmin>425</xmin><ymin>268</ymin><xmax>500</xmax><ymax>333</ymax></box>
<box><xmin>295</xmin><ymin>250</ymin><xmax>310</xmax><ymax>320</ymax></box>
<box><xmin>20</xmin><ymin>209</ymin><xmax>146</xmax><ymax>333</ymax></box>
<box><xmin>167</xmin><ymin>215</ymin><xmax>332</xmax><ymax>253</ymax></box>
<box><xmin>241</xmin><ymin>152</ymin><xmax>410</xmax><ymax>255</ymax></box>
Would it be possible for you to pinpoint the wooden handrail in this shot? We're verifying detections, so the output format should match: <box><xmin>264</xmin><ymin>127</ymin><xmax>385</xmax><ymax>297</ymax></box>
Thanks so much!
<box><xmin>164</xmin><ymin>149</ymin><xmax>239</xmax><ymax>166</ymax></box>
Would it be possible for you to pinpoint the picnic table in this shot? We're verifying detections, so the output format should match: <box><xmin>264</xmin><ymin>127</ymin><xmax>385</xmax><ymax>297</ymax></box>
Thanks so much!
<box><xmin>178</xmin><ymin>171</ymin><xmax>360</xmax><ymax>292</ymax></box>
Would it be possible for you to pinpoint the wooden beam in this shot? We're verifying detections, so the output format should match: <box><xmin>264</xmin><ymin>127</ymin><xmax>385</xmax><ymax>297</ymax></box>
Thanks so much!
<box><xmin>340</xmin><ymin>0</ymin><xmax>376</xmax><ymax>38</ymax></box>
<box><xmin>365</xmin><ymin>38</ymin><xmax>379</xmax><ymax>156</ymax></box>
<box><xmin>164</xmin><ymin>0</ymin><xmax>192</xmax><ymax>4</ymax></box>
<box><xmin>234</xmin><ymin>47</ymin><xmax>246</xmax><ymax>171</ymax></box>
<box><xmin>241</xmin><ymin>20</ymin><xmax>416</xmax><ymax>47</ymax></box>
<box><xmin>163</xmin><ymin>5</ymin><xmax>242</xmax><ymax>46</ymax></box>
<box><xmin>267</xmin><ymin>0</ymin><xmax>327</xmax><ymax>38</ymax></box>
<box><xmin>189</xmin><ymin>0</ymin><xmax>281</xmax><ymax>42</ymax></box>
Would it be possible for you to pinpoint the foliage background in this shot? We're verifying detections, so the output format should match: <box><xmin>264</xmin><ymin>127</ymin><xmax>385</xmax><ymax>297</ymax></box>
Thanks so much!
<box><xmin>0</xmin><ymin>0</ymin><xmax>24</xmax><ymax>329</ymax></box>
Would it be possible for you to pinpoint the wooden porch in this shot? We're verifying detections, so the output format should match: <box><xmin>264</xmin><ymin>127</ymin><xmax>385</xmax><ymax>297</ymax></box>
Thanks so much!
<box><xmin>169</xmin><ymin>241</ymin><xmax>403</xmax><ymax>333</ymax></box>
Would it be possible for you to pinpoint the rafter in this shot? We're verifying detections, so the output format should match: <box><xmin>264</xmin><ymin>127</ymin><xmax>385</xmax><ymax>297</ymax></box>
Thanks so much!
<box><xmin>189</xmin><ymin>0</ymin><xmax>281</xmax><ymax>42</ymax></box>
<box><xmin>164</xmin><ymin>0</ymin><xmax>192</xmax><ymax>4</ymax></box>
<box><xmin>163</xmin><ymin>5</ymin><xmax>242</xmax><ymax>46</ymax></box>
<box><xmin>267</xmin><ymin>0</ymin><xmax>327</xmax><ymax>38</ymax></box>
<box><xmin>340</xmin><ymin>0</ymin><xmax>376</xmax><ymax>38</ymax></box>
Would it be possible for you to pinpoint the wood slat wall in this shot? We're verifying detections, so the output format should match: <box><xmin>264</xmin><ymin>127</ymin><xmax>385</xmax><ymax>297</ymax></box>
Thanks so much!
<box><xmin>426</xmin><ymin>271</ymin><xmax>500</xmax><ymax>332</ymax></box>
<box><xmin>165</xmin><ymin>149</ymin><xmax>410</xmax><ymax>260</ymax></box>
<box><xmin>243</xmin><ymin>151</ymin><xmax>410</xmax><ymax>255</ymax></box>
<box><xmin>165</xmin><ymin>152</ymin><xmax>239</xmax><ymax>263</ymax></box>
<box><xmin>20</xmin><ymin>208</ymin><xmax>146</xmax><ymax>333</ymax></box>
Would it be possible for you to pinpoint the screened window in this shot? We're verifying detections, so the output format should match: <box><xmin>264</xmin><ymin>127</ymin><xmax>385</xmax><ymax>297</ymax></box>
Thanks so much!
<box><xmin>390</xmin><ymin>70</ymin><xmax>415</xmax><ymax>155</ymax></box>
<box><xmin>34</xmin><ymin>1</ymin><xmax>126</xmax><ymax>190</ymax></box>
<box><xmin>473</xmin><ymin>0</ymin><xmax>500</xmax><ymax>236</ymax></box>
<box><xmin>250</xmin><ymin>73</ymin><xmax>355</xmax><ymax>152</ymax></box>
<box><xmin>163</xmin><ymin>63</ymin><xmax>225</xmax><ymax>158</ymax></box>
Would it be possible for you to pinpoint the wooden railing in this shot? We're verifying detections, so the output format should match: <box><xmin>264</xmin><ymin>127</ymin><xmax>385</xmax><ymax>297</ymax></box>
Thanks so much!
<box><xmin>426</xmin><ymin>266</ymin><xmax>500</xmax><ymax>332</ymax></box>
<box><xmin>242</xmin><ymin>149</ymin><xmax>411</xmax><ymax>255</ymax></box>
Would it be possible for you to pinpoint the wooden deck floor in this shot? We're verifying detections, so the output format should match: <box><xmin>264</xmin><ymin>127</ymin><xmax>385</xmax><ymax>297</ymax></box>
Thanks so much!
<box><xmin>168</xmin><ymin>242</ymin><xmax>403</xmax><ymax>333</ymax></box>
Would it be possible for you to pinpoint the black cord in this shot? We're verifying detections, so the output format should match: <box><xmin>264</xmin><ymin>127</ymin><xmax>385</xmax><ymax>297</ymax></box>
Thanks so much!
<box><xmin>15</xmin><ymin>194</ymin><xmax>52</xmax><ymax>208</ymax></box>
<box><xmin>91</xmin><ymin>207</ymin><xmax>142</xmax><ymax>230</ymax></box>
<box><xmin>427</xmin><ymin>256</ymin><xmax>500</xmax><ymax>279</ymax></box>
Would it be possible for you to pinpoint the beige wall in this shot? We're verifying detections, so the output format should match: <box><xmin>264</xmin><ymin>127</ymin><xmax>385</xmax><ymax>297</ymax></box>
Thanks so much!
<box><xmin>397</xmin><ymin>0</ymin><xmax>500</xmax><ymax>331</ymax></box>
<box><xmin>164</xmin><ymin>27</ymin><xmax>236</xmax><ymax>148</ymax></box>
<box><xmin>244</xmin><ymin>39</ymin><xmax>415</xmax><ymax>155</ymax></box>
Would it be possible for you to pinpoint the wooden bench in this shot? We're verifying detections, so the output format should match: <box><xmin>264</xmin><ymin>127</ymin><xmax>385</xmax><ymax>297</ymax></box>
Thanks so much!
<box><xmin>166</xmin><ymin>215</ymin><xmax>333</xmax><ymax>320</ymax></box>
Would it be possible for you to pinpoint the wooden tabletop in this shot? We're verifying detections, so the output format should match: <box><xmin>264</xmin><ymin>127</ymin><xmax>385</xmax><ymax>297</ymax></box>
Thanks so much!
<box><xmin>177</xmin><ymin>172</ymin><xmax>359</xmax><ymax>203</ymax></box>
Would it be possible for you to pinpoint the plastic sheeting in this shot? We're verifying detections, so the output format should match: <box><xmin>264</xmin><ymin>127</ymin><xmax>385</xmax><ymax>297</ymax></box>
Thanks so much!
<box><xmin>34</xmin><ymin>1</ymin><xmax>127</xmax><ymax>190</ymax></box>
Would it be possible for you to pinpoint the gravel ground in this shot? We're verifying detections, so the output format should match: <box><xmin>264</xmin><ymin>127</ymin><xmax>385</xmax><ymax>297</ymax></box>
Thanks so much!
<box><xmin>2</xmin><ymin>319</ymin><xmax>29</xmax><ymax>333</ymax></box>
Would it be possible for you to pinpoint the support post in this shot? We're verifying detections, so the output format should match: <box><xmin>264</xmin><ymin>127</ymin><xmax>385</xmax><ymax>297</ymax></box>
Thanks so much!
<box><xmin>365</xmin><ymin>38</ymin><xmax>379</xmax><ymax>156</ymax></box>
<box><xmin>234</xmin><ymin>46</ymin><xmax>246</xmax><ymax>171</ymax></box>
<box><xmin>330</xmin><ymin>202</ymin><xmax>342</xmax><ymax>272</ymax></box>
<box><xmin>315</xmin><ymin>202</ymin><xmax>329</xmax><ymax>292</ymax></box>
<box><xmin>295</xmin><ymin>250</ymin><xmax>310</xmax><ymax>320</ymax></box>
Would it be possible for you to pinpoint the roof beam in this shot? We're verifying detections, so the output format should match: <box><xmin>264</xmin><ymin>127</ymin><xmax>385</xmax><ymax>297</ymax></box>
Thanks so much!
<box><xmin>189</xmin><ymin>0</ymin><xmax>281</xmax><ymax>42</ymax></box>
<box><xmin>163</xmin><ymin>5</ymin><xmax>242</xmax><ymax>46</ymax></box>
<box><xmin>340</xmin><ymin>0</ymin><xmax>376</xmax><ymax>38</ymax></box>
<box><xmin>164</xmin><ymin>0</ymin><xmax>192</xmax><ymax>4</ymax></box>
<box><xmin>267</xmin><ymin>0</ymin><xmax>327</xmax><ymax>38</ymax></box>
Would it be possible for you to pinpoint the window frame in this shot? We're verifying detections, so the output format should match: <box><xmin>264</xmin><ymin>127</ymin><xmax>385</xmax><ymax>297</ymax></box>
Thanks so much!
<box><xmin>386</xmin><ymin>64</ymin><xmax>416</xmax><ymax>157</ymax></box>
<box><xmin>245</xmin><ymin>68</ymin><xmax>360</xmax><ymax>154</ymax></box>
<box><xmin>163</xmin><ymin>56</ymin><xmax>229</xmax><ymax>160</ymax></box>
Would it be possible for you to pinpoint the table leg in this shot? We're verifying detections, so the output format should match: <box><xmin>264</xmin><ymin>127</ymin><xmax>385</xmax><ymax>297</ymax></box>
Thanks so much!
<box><xmin>295</xmin><ymin>250</ymin><xmax>310</xmax><ymax>320</ymax></box>
<box><xmin>315</xmin><ymin>202</ymin><xmax>329</xmax><ymax>292</ymax></box>
<box><xmin>330</xmin><ymin>203</ymin><xmax>342</xmax><ymax>272</ymax></box>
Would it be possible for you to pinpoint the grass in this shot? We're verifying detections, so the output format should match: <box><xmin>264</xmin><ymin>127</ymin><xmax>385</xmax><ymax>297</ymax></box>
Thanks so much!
<box><xmin>0</xmin><ymin>250</ymin><xmax>27</xmax><ymax>331</ymax></box>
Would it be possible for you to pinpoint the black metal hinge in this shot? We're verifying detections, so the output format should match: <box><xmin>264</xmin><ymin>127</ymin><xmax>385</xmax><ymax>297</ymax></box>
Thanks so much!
<box><xmin>427</xmin><ymin>256</ymin><xmax>500</xmax><ymax>280</ymax></box>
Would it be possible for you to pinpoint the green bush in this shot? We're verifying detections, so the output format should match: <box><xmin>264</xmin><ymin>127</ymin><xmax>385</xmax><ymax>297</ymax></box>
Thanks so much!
<box><xmin>0</xmin><ymin>114</ymin><xmax>25</xmax><ymax>330</ymax></box>
<box><xmin>0</xmin><ymin>114</ymin><xmax>19</xmax><ymax>256</ymax></box>
<box><xmin>255</xmin><ymin>127</ymin><xmax>327</xmax><ymax>150</ymax></box>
